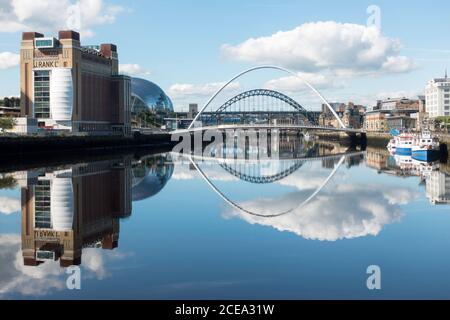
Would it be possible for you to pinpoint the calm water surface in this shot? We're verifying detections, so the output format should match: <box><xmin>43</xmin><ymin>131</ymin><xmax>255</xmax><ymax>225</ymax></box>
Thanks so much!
<box><xmin>1</xmin><ymin>137</ymin><xmax>450</xmax><ymax>299</ymax></box>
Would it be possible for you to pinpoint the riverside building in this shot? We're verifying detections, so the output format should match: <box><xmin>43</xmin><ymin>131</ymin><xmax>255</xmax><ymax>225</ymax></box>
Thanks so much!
<box><xmin>425</xmin><ymin>72</ymin><xmax>450</xmax><ymax>118</ymax></box>
<box><xmin>20</xmin><ymin>30</ymin><xmax>131</xmax><ymax>135</ymax></box>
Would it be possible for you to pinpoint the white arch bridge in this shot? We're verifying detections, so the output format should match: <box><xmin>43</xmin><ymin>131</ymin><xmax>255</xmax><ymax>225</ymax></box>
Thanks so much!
<box><xmin>170</xmin><ymin>66</ymin><xmax>365</xmax><ymax>136</ymax></box>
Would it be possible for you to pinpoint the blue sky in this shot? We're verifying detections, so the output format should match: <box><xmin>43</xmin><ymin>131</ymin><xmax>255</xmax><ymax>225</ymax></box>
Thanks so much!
<box><xmin>1</xmin><ymin>0</ymin><xmax>450</xmax><ymax>111</ymax></box>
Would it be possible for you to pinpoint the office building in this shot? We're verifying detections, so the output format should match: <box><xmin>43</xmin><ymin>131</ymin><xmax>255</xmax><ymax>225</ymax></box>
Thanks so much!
<box><xmin>426</xmin><ymin>171</ymin><xmax>450</xmax><ymax>204</ymax></box>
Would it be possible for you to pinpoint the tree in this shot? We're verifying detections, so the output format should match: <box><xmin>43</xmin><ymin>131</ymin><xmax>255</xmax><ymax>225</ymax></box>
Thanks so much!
<box><xmin>0</xmin><ymin>117</ymin><xmax>16</xmax><ymax>131</ymax></box>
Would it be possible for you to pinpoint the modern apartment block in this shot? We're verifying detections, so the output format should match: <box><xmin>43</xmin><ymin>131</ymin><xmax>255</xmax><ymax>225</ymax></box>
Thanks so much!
<box><xmin>20</xmin><ymin>30</ymin><xmax>131</xmax><ymax>135</ymax></box>
<box><xmin>425</xmin><ymin>72</ymin><xmax>450</xmax><ymax>118</ymax></box>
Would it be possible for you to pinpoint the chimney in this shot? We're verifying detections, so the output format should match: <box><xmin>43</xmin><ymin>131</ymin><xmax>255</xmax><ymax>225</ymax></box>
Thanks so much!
<box><xmin>22</xmin><ymin>32</ymin><xmax>44</xmax><ymax>41</ymax></box>
<box><xmin>100</xmin><ymin>44</ymin><xmax>117</xmax><ymax>58</ymax></box>
<box><xmin>58</xmin><ymin>30</ymin><xmax>80</xmax><ymax>41</ymax></box>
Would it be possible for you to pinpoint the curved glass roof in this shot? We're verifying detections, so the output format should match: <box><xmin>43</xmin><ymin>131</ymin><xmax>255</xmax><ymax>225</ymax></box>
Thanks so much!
<box><xmin>131</xmin><ymin>77</ymin><xmax>174</xmax><ymax>114</ymax></box>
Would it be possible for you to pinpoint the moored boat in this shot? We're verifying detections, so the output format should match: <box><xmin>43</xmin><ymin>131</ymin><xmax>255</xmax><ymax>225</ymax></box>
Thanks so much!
<box><xmin>391</xmin><ymin>133</ymin><xmax>415</xmax><ymax>156</ymax></box>
<box><xmin>411</xmin><ymin>132</ymin><xmax>440</xmax><ymax>162</ymax></box>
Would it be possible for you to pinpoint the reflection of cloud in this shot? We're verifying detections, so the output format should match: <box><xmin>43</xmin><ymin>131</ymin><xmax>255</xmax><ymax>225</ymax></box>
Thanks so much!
<box><xmin>277</xmin><ymin>170</ymin><xmax>344</xmax><ymax>191</ymax></box>
<box><xmin>225</xmin><ymin>184</ymin><xmax>418</xmax><ymax>241</ymax></box>
<box><xmin>0</xmin><ymin>234</ymin><xmax>130</xmax><ymax>297</ymax></box>
<box><xmin>0</xmin><ymin>196</ymin><xmax>20</xmax><ymax>215</ymax></box>
<box><xmin>172</xmin><ymin>163</ymin><xmax>238</xmax><ymax>182</ymax></box>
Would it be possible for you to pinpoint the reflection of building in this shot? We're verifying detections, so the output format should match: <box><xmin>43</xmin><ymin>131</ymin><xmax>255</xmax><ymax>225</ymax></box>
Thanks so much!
<box><xmin>365</xmin><ymin>148</ymin><xmax>389</xmax><ymax>171</ymax></box>
<box><xmin>20</xmin><ymin>30</ymin><xmax>131</xmax><ymax>135</ymax></box>
<box><xmin>21</xmin><ymin>159</ymin><xmax>132</xmax><ymax>267</ymax></box>
<box><xmin>426</xmin><ymin>171</ymin><xmax>450</xmax><ymax>204</ymax></box>
<box><xmin>131</xmin><ymin>154</ymin><xmax>174</xmax><ymax>201</ymax></box>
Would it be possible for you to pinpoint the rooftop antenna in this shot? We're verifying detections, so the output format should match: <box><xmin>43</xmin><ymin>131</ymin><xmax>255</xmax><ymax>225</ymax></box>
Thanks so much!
<box><xmin>446</xmin><ymin>68</ymin><xmax>448</xmax><ymax>79</ymax></box>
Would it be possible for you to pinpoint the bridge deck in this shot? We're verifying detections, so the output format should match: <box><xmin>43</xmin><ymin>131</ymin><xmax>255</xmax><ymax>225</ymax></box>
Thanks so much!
<box><xmin>172</xmin><ymin>124</ymin><xmax>364</xmax><ymax>135</ymax></box>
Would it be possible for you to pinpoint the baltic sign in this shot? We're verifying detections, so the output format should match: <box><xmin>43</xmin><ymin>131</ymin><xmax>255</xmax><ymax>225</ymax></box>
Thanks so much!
<box><xmin>33</xmin><ymin>60</ymin><xmax>59</xmax><ymax>68</ymax></box>
<box><xmin>34</xmin><ymin>229</ymin><xmax>63</xmax><ymax>240</ymax></box>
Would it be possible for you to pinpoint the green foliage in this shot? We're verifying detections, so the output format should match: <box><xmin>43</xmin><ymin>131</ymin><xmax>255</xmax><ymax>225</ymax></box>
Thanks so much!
<box><xmin>0</xmin><ymin>176</ymin><xmax>17</xmax><ymax>189</ymax></box>
<box><xmin>0</xmin><ymin>117</ymin><xmax>16</xmax><ymax>130</ymax></box>
<box><xmin>436</xmin><ymin>116</ymin><xmax>450</xmax><ymax>123</ymax></box>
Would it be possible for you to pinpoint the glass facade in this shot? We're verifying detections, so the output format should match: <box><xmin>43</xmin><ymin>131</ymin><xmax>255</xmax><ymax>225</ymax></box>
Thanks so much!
<box><xmin>35</xmin><ymin>39</ymin><xmax>54</xmax><ymax>48</ymax></box>
<box><xmin>34</xmin><ymin>70</ymin><xmax>50</xmax><ymax>119</ymax></box>
<box><xmin>131</xmin><ymin>78</ymin><xmax>174</xmax><ymax>114</ymax></box>
<box><xmin>34</xmin><ymin>180</ymin><xmax>51</xmax><ymax>229</ymax></box>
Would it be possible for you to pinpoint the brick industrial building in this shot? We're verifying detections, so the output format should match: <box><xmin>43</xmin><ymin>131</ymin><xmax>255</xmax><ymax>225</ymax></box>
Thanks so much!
<box><xmin>20</xmin><ymin>30</ymin><xmax>131</xmax><ymax>135</ymax></box>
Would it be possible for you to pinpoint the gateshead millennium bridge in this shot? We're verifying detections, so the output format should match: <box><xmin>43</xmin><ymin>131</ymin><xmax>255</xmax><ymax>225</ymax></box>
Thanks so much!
<box><xmin>171</xmin><ymin>66</ymin><xmax>365</xmax><ymax>138</ymax></box>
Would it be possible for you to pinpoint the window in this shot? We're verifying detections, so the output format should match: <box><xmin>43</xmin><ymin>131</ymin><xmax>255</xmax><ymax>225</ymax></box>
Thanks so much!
<box><xmin>34</xmin><ymin>180</ymin><xmax>51</xmax><ymax>229</ymax></box>
<box><xmin>34</xmin><ymin>70</ymin><xmax>50</xmax><ymax>119</ymax></box>
<box><xmin>445</xmin><ymin>94</ymin><xmax>450</xmax><ymax>98</ymax></box>
<box><xmin>35</xmin><ymin>38</ymin><xmax>54</xmax><ymax>48</ymax></box>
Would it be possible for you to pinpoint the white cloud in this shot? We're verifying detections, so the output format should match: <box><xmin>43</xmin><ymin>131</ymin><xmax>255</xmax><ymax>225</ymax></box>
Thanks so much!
<box><xmin>264</xmin><ymin>71</ymin><xmax>347</xmax><ymax>93</ymax></box>
<box><xmin>225</xmin><ymin>183</ymin><xmax>418</xmax><ymax>241</ymax></box>
<box><xmin>0</xmin><ymin>0</ymin><xmax>124</xmax><ymax>38</ymax></box>
<box><xmin>0</xmin><ymin>52</ymin><xmax>20</xmax><ymax>70</ymax></box>
<box><xmin>374</xmin><ymin>90</ymin><xmax>422</xmax><ymax>101</ymax></box>
<box><xmin>119</xmin><ymin>64</ymin><xmax>151</xmax><ymax>76</ymax></box>
<box><xmin>222</xmin><ymin>21</ymin><xmax>417</xmax><ymax>76</ymax></box>
<box><xmin>168</xmin><ymin>81</ymin><xmax>242</xmax><ymax>110</ymax></box>
<box><xmin>0</xmin><ymin>196</ymin><xmax>20</xmax><ymax>215</ymax></box>
<box><xmin>168</xmin><ymin>81</ymin><xmax>241</xmax><ymax>100</ymax></box>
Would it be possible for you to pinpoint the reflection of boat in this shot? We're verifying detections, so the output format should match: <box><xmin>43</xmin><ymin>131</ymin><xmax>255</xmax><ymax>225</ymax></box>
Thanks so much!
<box><xmin>387</xmin><ymin>138</ymin><xmax>397</xmax><ymax>153</ymax></box>
<box><xmin>412</xmin><ymin>132</ymin><xmax>440</xmax><ymax>162</ymax></box>
<box><xmin>392</xmin><ymin>154</ymin><xmax>439</xmax><ymax>178</ymax></box>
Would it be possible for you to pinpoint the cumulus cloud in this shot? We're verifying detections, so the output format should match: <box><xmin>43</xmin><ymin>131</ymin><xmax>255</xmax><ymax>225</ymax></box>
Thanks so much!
<box><xmin>0</xmin><ymin>0</ymin><xmax>124</xmax><ymax>38</ymax></box>
<box><xmin>224</xmin><ymin>182</ymin><xmax>418</xmax><ymax>241</ymax></box>
<box><xmin>119</xmin><ymin>64</ymin><xmax>151</xmax><ymax>76</ymax></box>
<box><xmin>264</xmin><ymin>71</ymin><xmax>347</xmax><ymax>93</ymax></box>
<box><xmin>0</xmin><ymin>196</ymin><xmax>20</xmax><ymax>215</ymax></box>
<box><xmin>168</xmin><ymin>81</ymin><xmax>241</xmax><ymax>100</ymax></box>
<box><xmin>222</xmin><ymin>21</ymin><xmax>417</xmax><ymax>76</ymax></box>
<box><xmin>0</xmin><ymin>52</ymin><xmax>20</xmax><ymax>70</ymax></box>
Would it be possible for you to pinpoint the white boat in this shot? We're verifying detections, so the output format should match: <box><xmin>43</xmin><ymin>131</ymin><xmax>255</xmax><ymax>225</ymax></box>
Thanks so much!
<box><xmin>387</xmin><ymin>133</ymin><xmax>415</xmax><ymax>155</ymax></box>
<box><xmin>412</xmin><ymin>132</ymin><xmax>440</xmax><ymax>162</ymax></box>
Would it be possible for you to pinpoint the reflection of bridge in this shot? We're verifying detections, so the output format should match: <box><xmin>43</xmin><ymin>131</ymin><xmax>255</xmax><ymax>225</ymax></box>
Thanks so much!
<box><xmin>170</xmin><ymin>66</ymin><xmax>365</xmax><ymax>137</ymax></box>
<box><xmin>175</xmin><ymin>151</ymin><xmax>366</xmax><ymax>217</ymax></box>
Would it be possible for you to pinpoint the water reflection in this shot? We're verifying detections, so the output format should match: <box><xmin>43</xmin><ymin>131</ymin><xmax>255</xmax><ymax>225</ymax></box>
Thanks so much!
<box><xmin>366</xmin><ymin>147</ymin><xmax>449</xmax><ymax>205</ymax></box>
<box><xmin>5</xmin><ymin>154</ymin><xmax>173</xmax><ymax>269</ymax></box>
<box><xmin>3</xmin><ymin>134</ymin><xmax>450</xmax><ymax>298</ymax></box>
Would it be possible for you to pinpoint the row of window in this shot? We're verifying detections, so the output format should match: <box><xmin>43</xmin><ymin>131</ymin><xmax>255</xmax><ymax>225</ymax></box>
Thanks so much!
<box><xmin>34</xmin><ymin>70</ymin><xmax>50</xmax><ymax>119</ymax></box>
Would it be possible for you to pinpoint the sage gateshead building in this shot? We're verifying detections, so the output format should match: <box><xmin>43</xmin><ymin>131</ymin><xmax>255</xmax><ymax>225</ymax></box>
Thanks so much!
<box><xmin>20</xmin><ymin>30</ymin><xmax>131</xmax><ymax>135</ymax></box>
